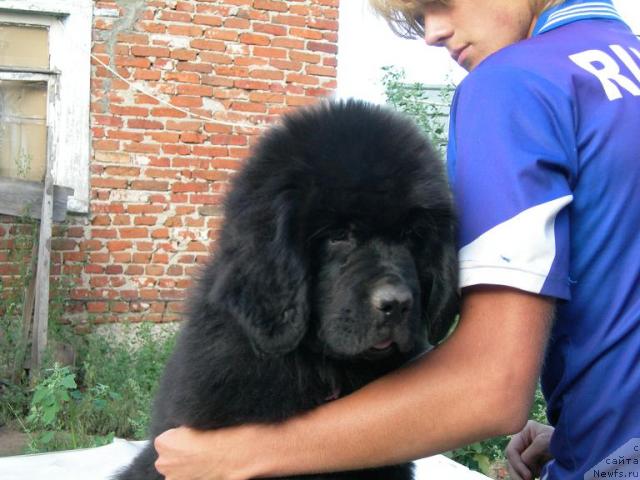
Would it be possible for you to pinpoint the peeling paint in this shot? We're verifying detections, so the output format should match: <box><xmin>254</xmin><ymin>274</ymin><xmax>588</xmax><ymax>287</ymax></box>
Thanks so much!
<box><xmin>100</xmin><ymin>0</ymin><xmax>147</xmax><ymax>111</ymax></box>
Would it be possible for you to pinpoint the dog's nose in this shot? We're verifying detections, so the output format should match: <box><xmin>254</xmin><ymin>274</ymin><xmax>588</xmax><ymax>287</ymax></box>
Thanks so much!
<box><xmin>371</xmin><ymin>284</ymin><xmax>413</xmax><ymax>323</ymax></box>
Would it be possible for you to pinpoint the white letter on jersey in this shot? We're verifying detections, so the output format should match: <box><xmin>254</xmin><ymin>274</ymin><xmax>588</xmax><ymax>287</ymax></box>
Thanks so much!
<box><xmin>569</xmin><ymin>48</ymin><xmax>640</xmax><ymax>100</ymax></box>
<box><xmin>609</xmin><ymin>45</ymin><xmax>640</xmax><ymax>84</ymax></box>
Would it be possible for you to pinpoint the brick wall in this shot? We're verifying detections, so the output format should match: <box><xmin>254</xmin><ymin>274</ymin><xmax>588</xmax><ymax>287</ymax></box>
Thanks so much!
<box><xmin>0</xmin><ymin>0</ymin><xmax>339</xmax><ymax>327</ymax></box>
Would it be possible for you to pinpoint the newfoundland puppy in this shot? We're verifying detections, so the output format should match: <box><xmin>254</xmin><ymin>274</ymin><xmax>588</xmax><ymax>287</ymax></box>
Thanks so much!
<box><xmin>116</xmin><ymin>100</ymin><xmax>458</xmax><ymax>480</ymax></box>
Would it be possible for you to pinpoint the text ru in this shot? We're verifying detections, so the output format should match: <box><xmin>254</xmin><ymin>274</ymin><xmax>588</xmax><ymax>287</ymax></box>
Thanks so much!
<box><xmin>570</xmin><ymin>44</ymin><xmax>640</xmax><ymax>100</ymax></box>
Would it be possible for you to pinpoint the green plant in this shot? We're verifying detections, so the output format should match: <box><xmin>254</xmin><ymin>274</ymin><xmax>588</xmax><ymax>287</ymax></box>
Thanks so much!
<box><xmin>74</xmin><ymin>322</ymin><xmax>177</xmax><ymax>440</ymax></box>
<box><xmin>381</xmin><ymin>65</ymin><xmax>454</xmax><ymax>157</ymax></box>
<box><xmin>26</xmin><ymin>364</ymin><xmax>78</xmax><ymax>449</ymax></box>
<box><xmin>15</xmin><ymin>149</ymin><xmax>33</xmax><ymax>179</ymax></box>
<box><xmin>3</xmin><ymin>322</ymin><xmax>177</xmax><ymax>454</ymax></box>
<box><xmin>0</xmin><ymin>218</ymin><xmax>37</xmax><ymax>384</ymax></box>
<box><xmin>23</xmin><ymin>363</ymin><xmax>117</xmax><ymax>452</ymax></box>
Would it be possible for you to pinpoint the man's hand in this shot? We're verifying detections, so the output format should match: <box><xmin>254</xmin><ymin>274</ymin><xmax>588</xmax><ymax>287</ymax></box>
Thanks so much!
<box><xmin>154</xmin><ymin>426</ymin><xmax>256</xmax><ymax>480</ymax></box>
<box><xmin>506</xmin><ymin>420</ymin><xmax>554</xmax><ymax>480</ymax></box>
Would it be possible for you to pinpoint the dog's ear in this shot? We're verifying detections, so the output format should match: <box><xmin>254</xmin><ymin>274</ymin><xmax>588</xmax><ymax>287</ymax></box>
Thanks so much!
<box><xmin>425</xmin><ymin>234</ymin><xmax>459</xmax><ymax>345</ymax></box>
<box><xmin>207</xmin><ymin>187</ymin><xmax>309</xmax><ymax>357</ymax></box>
<box><xmin>412</xmin><ymin>207</ymin><xmax>459</xmax><ymax>346</ymax></box>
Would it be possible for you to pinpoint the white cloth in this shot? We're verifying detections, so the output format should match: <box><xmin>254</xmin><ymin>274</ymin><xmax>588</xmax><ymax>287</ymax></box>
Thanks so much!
<box><xmin>0</xmin><ymin>438</ymin><xmax>491</xmax><ymax>480</ymax></box>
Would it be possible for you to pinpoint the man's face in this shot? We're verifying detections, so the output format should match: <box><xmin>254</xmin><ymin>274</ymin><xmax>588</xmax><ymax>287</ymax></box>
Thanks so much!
<box><xmin>422</xmin><ymin>0</ymin><xmax>538</xmax><ymax>71</ymax></box>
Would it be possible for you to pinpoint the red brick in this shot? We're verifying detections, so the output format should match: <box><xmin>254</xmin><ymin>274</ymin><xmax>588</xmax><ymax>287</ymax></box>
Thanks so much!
<box><xmin>150</xmin><ymin>107</ymin><xmax>188</xmax><ymax>118</ymax></box>
<box><xmin>254</xmin><ymin>0</ymin><xmax>288</xmax><ymax>12</ymax></box>
<box><xmin>159</xmin><ymin>11</ymin><xmax>192</xmax><ymax>22</ymax></box>
<box><xmin>127</xmin><ymin>119</ymin><xmax>164</xmax><ymax>130</ymax></box>
<box><xmin>124</xmin><ymin>142</ymin><xmax>161</xmax><ymax>154</ymax></box>
<box><xmin>151</xmin><ymin>228</ymin><xmax>170</xmax><ymax>239</ymax></box>
<box><xmin>190</xmin><ymin>194</ymin><xmax>223</xmax><ymax>205</ymax></box>
<box><xmin>249</xmin><ymin>69</ymin><xmax>284</xmax><ymax>80</ymax></box>
<box><xmin>192</xmin><ymin>146</ymin><xmax>228</xmax><ymax>157</ymax></box>
<box><xmin>145</xmin><ymin>265</ymin><xmax>165</xmax><ymax>276</ymax></box>
<box><xmin>93</xmin><ymin>139</ymin><xmax>119</xmax><ymax>151</ymax></box>
<box><xmin>110</xmin><ymin>105</ymin><xmax>150</xmax><ymax>117</ymax></box>
<box><xmin>210</xmin><ymin>134</ymin><xmax>248</xmax><ymax>145</ymax></box>
<box><xmin>223</xmin><ymin>17</ymin><xmax>250</xmax><ymax>29</ymax></box>
<box><xmin>253</xmin><ymin>23</ymin><xmax>287</xmax><ymax>36</ymax></box>
<box><xmin>149</xmin><ymin>131</ymin><xmax>181</xmax><ymax>143</ymax></box>
<box><xmin>290</xmin><ymin>51</ymin><xmax>321</xmax><ymax>64</ymax></box>
<box><xmin>120</xmin><ymin>228</ymin><xmax>149</xmax><ymax>238</ymax></box>
<box><xmin>113</xmin><ymin>214</ymin><xmax>132</xmax><ymax>225</ymax></box>
<box><xmin>133</xmin><ymin>69</ymin><xmax>162</xmax><ymax>80</ymax></box>
<box><xmin>286</xmin><ymin>73</ymin><xmax>319</xmax><ymax>85</ymax></box>
<box><xmin>171</xmin><ymin>95</ymin><xmax>203</xmax><ymax>107</ymax></box>
<box><xmin>253</xmin><ymin>46</ymin><xmax>287</xmax><ymax>59</ymax></box>
<box><xmin>87</xmin><ymin>302</ymin><xmax>108</xmax><ymax>313</ymax></box>
<box><xmin>114</xmin><ymin>55</ymin><xmax>151</xmax><ymax>68</ymax></box>
<box><xmin>235</xmin><ymin>79</ymin><xmax>270</xmax><ymax>90</ymax></box>
<box><xmin>104</xmin><ymin>166</ymin><xmax>141</xmax><ymax>176</ymax></box>
<box><xmin>177</xmin><ymin>84</ymin><xmax>214</xmax><ymax>96</ymax></box>
<box><xmin>107</xmin><ymin>240</ymin><xmax>133</xmax><ymax>251</ymax></box>
<box><xmin>171</xmin><ymin>48</ymin><xmax>197</xmax><ymax>61</ymax></box>
<box><xmin>273</xmin><ymin>14</ymin><xmax>307</xmax><ymax>27</ymax></box>
<box><xmin>130</xmin><ymin>180</ymin><xmax>170</xmax><ymax>191</ymax></box>
<box><xmin>166</xmin><ymin>120</ymin><xmax>202</xmax><ymax>131</ymax></box>
<box><xmin>105</xmin><ymin>265</ymin><xmax>123</xmax><ymax>274</ymax></box>
<box><xmin>307</xmin><ymin>41</ymin><xmax>338</xmax><ymax>54</ymax></box>
<box><xmin>92</xmin><ymin>178</ymin><xmax>128</xmax><ymax>189</ymax></box>
<box><xmin>239</xmin><ymin>33</ymin><xmax>271</xmax><ymax>46</ymax></box>
<box><xmin>230</xmin><ymin>102</ymin><xmax>267</xmax><ymax>113</ymax></box>
<box><xmin>172</xmin><ymin>182</ymin><xmax>208</xmax><ymax>193</ymax></box>
<box><xmin>107</xmin><ymin>130</ymin><xmax>145</xmax><ymax>141</ymax></box>
<box><xmin>110</xmin><ymin>301</ymin><xmax>130</xmax><ymax>313</ymax></box>
<box><xmin>134</xmin><ymin>216</ymin><xmax>157</xmax><ymax>226</ymax></box>
<box><xmin>306</xmin><ymin>65</ymin><xmax>337</xmax><ymax>77</ymax></box>
<box><xmin>165</xmin><ymin>72</ymin><xmax>201</xmax><ymax>83</ymax></box>
<box><xmin>193</xmin><ymin>15</ymin><xmax>223</xmax><ymax>26</ymax></box>
<box><xmin>190</xmin><ymin>39</ymin><xmax>225</xmax><ymax>51</ymax></box>
<box><xmin>131</xmin><ymin>46</ymin><xmax>171</xmax><ymax>57</ymax></box>
<box><xmin>290</xmin><ymin>27</ymin><xmax>323</xmax><ymax>40</ymax></box>
<box><xmin>126</xmin><ymin>265</ymin><xmax>144</xmax><ymax>275</ymax></box>
<box><xmin>176</xmin><ymin>62</ymin><xmax>213</xmax><ymax>73</ymax></box>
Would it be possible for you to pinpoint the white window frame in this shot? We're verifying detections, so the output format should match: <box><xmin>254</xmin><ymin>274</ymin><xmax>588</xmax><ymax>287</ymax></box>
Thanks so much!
<box><xmin>0</xmin><ymin>0</ymin><xmax>92</xmax><ymax>213</ymax></box>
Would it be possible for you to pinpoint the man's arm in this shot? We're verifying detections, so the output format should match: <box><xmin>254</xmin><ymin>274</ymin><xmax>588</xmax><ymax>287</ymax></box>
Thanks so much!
<box><xmin>154</xmin><ymin>286</ymin><xmax>554</xmax><ymax>480</ymax></box>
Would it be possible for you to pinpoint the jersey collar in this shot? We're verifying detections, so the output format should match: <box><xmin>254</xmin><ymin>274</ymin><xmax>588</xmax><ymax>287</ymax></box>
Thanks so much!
<box><xmin>532</xmin><ymin>0</ymin><xmax>625</xmax><ymax>36</ymax></box>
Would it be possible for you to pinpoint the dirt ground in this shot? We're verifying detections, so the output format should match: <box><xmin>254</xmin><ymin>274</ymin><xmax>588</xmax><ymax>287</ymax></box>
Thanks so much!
<box><xmin>0</xmin><ymin>425</ymin><xmax>28</xmax><ymax>457</ymax></box>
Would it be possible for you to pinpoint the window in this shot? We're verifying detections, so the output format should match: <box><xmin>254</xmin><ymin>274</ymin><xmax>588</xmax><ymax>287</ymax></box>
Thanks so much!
<box><xmin>0</xmin><ymin>0</ymin><xmax>92</xmax><ymax>213</ymax></box>
<box><xmin>0</xmin><ymin>24</ymin><xmax>51</xmax><ymax>183</ymax></box>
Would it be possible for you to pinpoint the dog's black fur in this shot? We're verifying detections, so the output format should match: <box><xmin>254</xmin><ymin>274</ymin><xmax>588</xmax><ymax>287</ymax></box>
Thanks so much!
<box><xmin>116</xmin><ymin>100</ymin><xmax>459</xmax><ymax>480</ymax></box>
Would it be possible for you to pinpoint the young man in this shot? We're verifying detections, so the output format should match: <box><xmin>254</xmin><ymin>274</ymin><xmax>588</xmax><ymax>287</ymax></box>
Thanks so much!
<box><xmin>154</xmin><ymin>1</ymin><xmax>640</xmax><ymax>479</ymax></box>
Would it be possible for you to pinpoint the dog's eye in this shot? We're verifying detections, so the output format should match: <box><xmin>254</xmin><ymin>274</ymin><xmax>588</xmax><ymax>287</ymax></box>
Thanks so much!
<box><xmin>328</xmin><ymin>229</ymin><xmax>350</xmax><ymax>244</ymax></box>
<box><xmin>402</xmin><ymin>223</ymin><xmax>428</xmax><ymax>240</ymax></box>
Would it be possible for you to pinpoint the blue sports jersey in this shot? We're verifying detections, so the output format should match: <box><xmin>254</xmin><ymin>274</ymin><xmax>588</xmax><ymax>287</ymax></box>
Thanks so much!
<box><xmin>446</xmin><ymin>1</ymin><xmax>640</xmax><ymax>478</ymax></box>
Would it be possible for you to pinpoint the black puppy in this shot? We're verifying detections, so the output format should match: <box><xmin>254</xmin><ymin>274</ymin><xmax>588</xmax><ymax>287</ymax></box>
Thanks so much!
<box><xmin>116</xmin><ymin>100</ymin><xmax>458</xmax><ymax>480</ymax></box>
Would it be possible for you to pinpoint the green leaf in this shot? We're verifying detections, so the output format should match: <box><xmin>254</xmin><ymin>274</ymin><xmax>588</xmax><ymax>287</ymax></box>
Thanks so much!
<box><xmin>40</xmin><ymin>431</ymin><xmax>55</xmax><ymax>444</ymax></box>
<box><xmin>32</xmin><ymin>388</ymin><xmax>48</xmax><ymax>405</ymax></box>
<box><xmin>473</xmin><ymin>454</ymin><xmax>493</xmax><ymax>476</ymax></box>
<box><xmin>42</xmin><ymin>408</ymin><xmax>56</xmax><ymax>425</ymax></box>
<box><xmin>61</xmin><ymin>375</ymin><xmax>77</xmax><ymax>389</ymax></box>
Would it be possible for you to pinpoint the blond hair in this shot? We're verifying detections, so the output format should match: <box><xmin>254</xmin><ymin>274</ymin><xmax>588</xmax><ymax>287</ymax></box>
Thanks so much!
<box><xmin>369</xmin><ymin>0</ymin><xmax>566</xmax><ymax>38</ymax></box>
